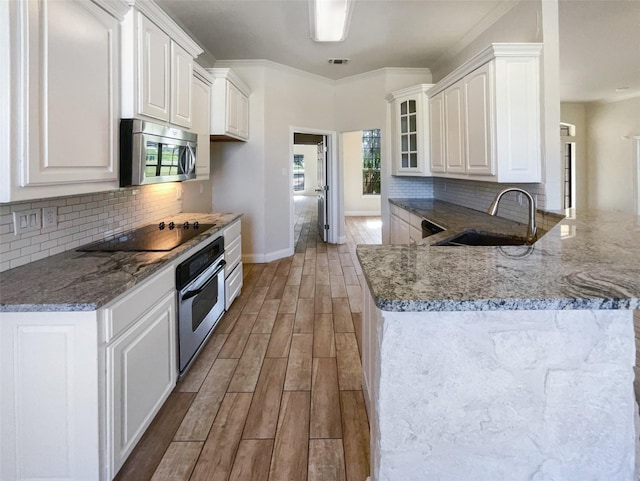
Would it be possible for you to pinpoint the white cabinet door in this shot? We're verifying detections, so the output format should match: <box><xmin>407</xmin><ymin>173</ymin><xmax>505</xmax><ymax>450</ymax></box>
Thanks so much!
<box><xmin>107</xmin><ymin>294</ymin><xmax>177</xmax><ymax>476</ymax></box>
<box><xmin>170</xmin><ymin>41</ymin><xmax>193</xmax><ymax>128</ymax></box>
<box><xmin>429</xmin><ymin>91</ymin><xmax>446</xmax><ymax>173</ymax></box>
<box><xmin>387</xmin><ymin>84</ymin><xmax>432</xmax><ymax>176</ymax></box>
<box><xmin>208</xmin><ymin>68</ymin><xmax>251</xmax><ymax>141</ymax></box>
<box><xmin>409</xmin><ymin>225</ymin><xmax>423</xmax><ymax>244</ymax></box>
<box><xmin>1</xmin><ymin>312</ymin><xmax>100</xmax><ymax>481</ymax></box>
<box><xmin>192</xmin><ymin>73</ymin><xmax>211</xmax><ymax>180</ymax></box>
<box><xmin>2</xmin><ymin>0</ymin><xmax>122</xmax><ymax>201</ymax></box>
<box><xmin>464</xmin><ymin>63</ymin><xmax>494</xmax><ymax>175</ymax></box>
<box><xmin>389</xmin><ymin>214</ymin><xmax>399</xmax><ymax>244</ymax></box>
<box><xmin>444</xmin><ymin>81</ymin><xmax>465</xmax><ymax>174</ymax></box>
<box><xmin>226</xmin><ymin>81</ymin><xmax>241</xmax><ymax>136</ymax></box>
<box><xmin>138</xmin><ymin>13</ymin><xmax>170</xmax><ymax>122</ymax></box>
<box><xmin>238</xmin><ymin>92</ymin><xmax>250</xmax><ymax>139</ymax></box>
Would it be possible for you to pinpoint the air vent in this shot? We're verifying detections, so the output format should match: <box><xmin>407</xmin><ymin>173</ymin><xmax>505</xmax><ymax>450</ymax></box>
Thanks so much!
<box><xmin>328</xmin><ymin>58</ymin><xmax>350</xmax><ymax>65</ymax></box>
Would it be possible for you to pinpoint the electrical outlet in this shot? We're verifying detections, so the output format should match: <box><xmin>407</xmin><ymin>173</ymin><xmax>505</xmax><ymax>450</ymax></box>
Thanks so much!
<box><xmin>13</xmin><ymin>209</ymin><xmax>41</xmax><ymax>235</ymax></box>
<box><xmin>42</xmin><ymin>207</ymin><xmax>58</xmax><ymax>228</ymax></box>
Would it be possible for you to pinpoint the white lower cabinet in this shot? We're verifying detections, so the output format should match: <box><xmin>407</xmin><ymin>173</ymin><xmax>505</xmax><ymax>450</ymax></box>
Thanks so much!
<box><xmin>100</xmin><ymin>265</ymin><xmax>177</xmax><ymax>479</ymax></box>
<box><xmin>1</xmin><ymin>312</ymin><xmax>100</xmax><ymax>481</ymax></box>
<box><xmin>223</xmin><ymin>218</ymin><xmax>243</xmax><ymax>308</ymax></box>
<box><xmin>389</xmin><ymin>204</ymin><xmax>423</xmax><ymax>245</ymax></box>
<box><xmin>105</xmin><ymin>293</ymin><xmax>176</xmax><ymax>477</ymax></box>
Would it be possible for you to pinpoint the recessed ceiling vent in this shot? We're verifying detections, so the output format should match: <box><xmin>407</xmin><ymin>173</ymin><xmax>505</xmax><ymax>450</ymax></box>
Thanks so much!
<box><xmin>328</xmin><ymin>58</ymin><xmax>350</xmax><ymax>65</ymax></box>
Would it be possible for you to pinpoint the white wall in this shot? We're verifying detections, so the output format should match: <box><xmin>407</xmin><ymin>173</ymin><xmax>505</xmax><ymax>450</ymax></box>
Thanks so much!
<box><xmin>585</xmin><ymin>96</ymin><xmax>640</xmax><ymax>213</ymax></box>
<box><xmin>560</xmin><ymin>103</ymin><xmax>588</xmax><ymax>209</ymax></box>
<box><xmin>293</xmin><ymin>144</ymin><xmax>318</xmax><ymax>196</ymax></box>
<box><xmin>335</xmin><ymin>68</ymin><xmax>433</xmax><ymax>243</ymax></box>
<box><xmin>343</xmin><ymin>131</ymin><xmax>381</xmax><ymax>216</ymax></box>
<box><xmin>212</xmin><ymin>61</ymin><xmax>335</xmax><ymax>261</ymax></box>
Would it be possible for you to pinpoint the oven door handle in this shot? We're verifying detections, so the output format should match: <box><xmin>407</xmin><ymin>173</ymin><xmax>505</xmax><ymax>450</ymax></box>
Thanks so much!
<box><xmin>181</xmin><ymin>260</ymin><xmax>226</xmax><ymax>301</ymax></box>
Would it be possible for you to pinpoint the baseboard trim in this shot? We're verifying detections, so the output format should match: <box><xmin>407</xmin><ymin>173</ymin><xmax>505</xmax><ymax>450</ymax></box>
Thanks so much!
<box><xmin>242</xmin><ymin>247</ymin><xmax>294</xmax><ymax>264</ymax></box>
<box><xmin>344</xmin><ymin>211</ymin><xmax>381</xmax><ymax>216</ymax></box>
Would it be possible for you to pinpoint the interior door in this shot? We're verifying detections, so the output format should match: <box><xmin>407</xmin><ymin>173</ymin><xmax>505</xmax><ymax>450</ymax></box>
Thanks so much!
<box><xmin>316</xmin><ymin>138</ymin><xmax>328</xmax><ymax>242</ymax></box>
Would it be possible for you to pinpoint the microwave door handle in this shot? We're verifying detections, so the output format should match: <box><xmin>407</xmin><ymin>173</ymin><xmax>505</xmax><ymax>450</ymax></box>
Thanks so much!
<box><xmin>181</xmin><ymin>260</ymin><xmax>226</xmax><ymax>301</ymax></box>
<box><xmin>187</xmin><ymin>145</ymin><xmax>196</xmax><ymax>174</ymax></box>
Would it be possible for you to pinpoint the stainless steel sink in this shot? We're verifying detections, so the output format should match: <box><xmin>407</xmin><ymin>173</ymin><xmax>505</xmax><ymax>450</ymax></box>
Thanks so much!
<box><xmin>434</xmin><ymin>230</ymin><xmax>530</xmax><ymax>246</ymax></box>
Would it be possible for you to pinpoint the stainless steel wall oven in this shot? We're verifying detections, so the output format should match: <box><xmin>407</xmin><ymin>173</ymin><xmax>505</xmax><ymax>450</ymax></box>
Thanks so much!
<box><xmin>176</xmin><ymin>236</ymin><xmax>225</xmax><ymax>374</ymax></box>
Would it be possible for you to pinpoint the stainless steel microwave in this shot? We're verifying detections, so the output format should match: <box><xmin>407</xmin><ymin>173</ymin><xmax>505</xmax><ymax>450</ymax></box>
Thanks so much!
<box><xmin>120</xmin><ymin>119</ymin><xmax>197</xmax><ymax>186</ymax></box>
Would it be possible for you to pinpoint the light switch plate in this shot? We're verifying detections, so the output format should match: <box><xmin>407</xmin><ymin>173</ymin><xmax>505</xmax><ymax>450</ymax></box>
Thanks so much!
<box><xmin>13</xmin><ymin>209</ymin><xmax>41</xmax><ymax>235</ymax></box>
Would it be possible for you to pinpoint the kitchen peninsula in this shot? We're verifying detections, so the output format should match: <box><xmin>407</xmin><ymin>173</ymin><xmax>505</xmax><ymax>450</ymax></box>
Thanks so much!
<box><xmin>358</xmin><ymin>200</ymin><xmax>640</xmax><ymax>481</ymax></box>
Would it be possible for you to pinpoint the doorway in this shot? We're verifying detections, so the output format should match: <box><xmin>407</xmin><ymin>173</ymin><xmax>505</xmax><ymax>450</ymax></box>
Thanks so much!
<box><xmin>290</xmin><ymin>128</ymin><xmax>341</xmax><ymax>250</ymax></box>
<box><xmin>561</xmin><ymin>123</ymin><xmax>577</xmax><ymax>209</ymax></box>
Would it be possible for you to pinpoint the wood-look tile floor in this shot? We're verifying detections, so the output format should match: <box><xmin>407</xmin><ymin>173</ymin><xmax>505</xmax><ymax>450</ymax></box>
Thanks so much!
<box><xmin>115</xmin><ymin>196</ymin><xmax>381</xmax><ymax>481</ymax></box>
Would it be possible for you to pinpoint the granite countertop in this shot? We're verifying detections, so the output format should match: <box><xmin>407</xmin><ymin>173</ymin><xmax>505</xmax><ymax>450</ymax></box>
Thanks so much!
<box><xmin>358</xmin><ymin>199</ymin><xmax>640</xmax><ymax>312</ymax></box>
<box><xmin>0</xmin><ymin>213</ymin><xmax>241</xmax><ymax>313</ymax></box>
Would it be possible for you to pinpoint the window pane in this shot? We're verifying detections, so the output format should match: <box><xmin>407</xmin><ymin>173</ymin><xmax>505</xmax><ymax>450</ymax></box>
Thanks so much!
<box><xmin>402</xmin><ymin>153</ymin><xmax>409</xmax><ymax>168</ymax></box>
<box><xmin>400</xmin><ymin>116</ymin><xmax>408</xmax><ymax>134</ymax></box>
<box><xmin>409</xmin><ymin>115</ymin><xmax>416</xmax><ymax>132</ymax></box>
<box><xmin>408</xmin><ymin>100</ymin><xmax>416</xmax><ymax>113</ymax></box>
<box><xmin>362</xmin><ymin>129</ymin><xmax>381</xmax><ymax>195</ymax></box>
<box><xmin>410</xmin><ymin>153</ymin><xmax>417</xmax><ymax>168</ymax></box>
<box><xmin>401</xmin><ymin>135</ymin><xmax>408</xmax><ymax>152</ymax></box>
<box><xmin>401</xmin><ymin>101</ymin><xmax>407</xmax><ymax>115</ymax></box>
<box><xmin>410</xmin><ymin>134</ymin><xmax>417</xmax><ymax>151</ymax></box>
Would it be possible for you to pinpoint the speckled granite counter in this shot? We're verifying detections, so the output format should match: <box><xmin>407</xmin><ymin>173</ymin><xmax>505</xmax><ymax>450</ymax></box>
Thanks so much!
<box><xmin>358</xmin><ymin>199</ymin><xmax>640</xmax><ymax>311</ymax></box>
<box><xmin>0</xmin><ymin>213</ymin><xmax>241</xmax><ymax>312</ymax></box>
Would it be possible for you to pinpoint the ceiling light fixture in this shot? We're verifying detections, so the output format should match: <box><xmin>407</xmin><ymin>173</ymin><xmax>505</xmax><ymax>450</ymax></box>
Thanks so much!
<box><xmin>309</xmin><ymin>0</ymin><xmax>353</xmax><ymax>42</ymax></box>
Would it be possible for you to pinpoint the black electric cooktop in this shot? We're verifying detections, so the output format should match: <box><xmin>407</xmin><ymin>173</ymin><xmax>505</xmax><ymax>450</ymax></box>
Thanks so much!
<box><xmin>77</xmin><ymin>221</ymin><xmax>215</xmax><ymax>252</ymax></box>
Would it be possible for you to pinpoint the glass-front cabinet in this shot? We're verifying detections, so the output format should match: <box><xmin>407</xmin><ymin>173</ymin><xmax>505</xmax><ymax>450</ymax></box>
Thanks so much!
<box><xmin>387</xmin><ymin>84</ymin><xmax>433</xmax><ymax>176</ymax></box>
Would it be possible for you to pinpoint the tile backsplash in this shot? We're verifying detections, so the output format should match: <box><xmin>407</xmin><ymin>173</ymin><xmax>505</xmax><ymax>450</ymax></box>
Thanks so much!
<box><xmin>0</xmin><ymin>184</ymin><xmax>183</xmax><ymax>272</ymax></box>
<box><xmin>433</xmin><ymin>177</ymin><xmax>548</xmax><ymax>224</ymax></box>
<box><xmin>387</xmin><ymin>176</ymin><xmax>434</xmax><ymax>198</ymax></box>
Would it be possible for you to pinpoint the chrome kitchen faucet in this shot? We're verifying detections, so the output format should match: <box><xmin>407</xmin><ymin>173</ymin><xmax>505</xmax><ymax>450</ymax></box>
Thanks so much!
<box><xmin>487</xmin><ymin>188</ymin><xmax>537</xmax><ymax>244</ymax></box>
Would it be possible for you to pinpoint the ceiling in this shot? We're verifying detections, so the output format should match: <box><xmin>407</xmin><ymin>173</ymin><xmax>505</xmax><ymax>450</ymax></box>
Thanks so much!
<box><xmin>156</xmin><ymin>0</ymin><xmax>640</xmax><ymax>102</ymax></box>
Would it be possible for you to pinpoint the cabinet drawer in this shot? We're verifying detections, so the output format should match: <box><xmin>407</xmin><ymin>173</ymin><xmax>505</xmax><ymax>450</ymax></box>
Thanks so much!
<box><xmin>102</xmin><ymin>266</ymin><xmax>174</xmax><ymax>343</ymax></box>
<box><xmin>225</xmin><ymin>262</ymin><xmax>243</xmax><ymax>310</ymax></box>
<box><xmin>225</xmin><ymin>235</ymin><xmax>242</xmax><ymax>276</ymax></box>
<box><xmin>389</xmin><ymin>204</ymin><xmax>399</xmax><ymax>216</ymax></box>
<box><xmin>224</xmin><ymin>219</ymin><xmax>241</xmax><ymax>243</ymax></box>
<box><xmin>398</xmin><ymin>207</ymin><xmax>411</xmax><ymax>223</ymax></box>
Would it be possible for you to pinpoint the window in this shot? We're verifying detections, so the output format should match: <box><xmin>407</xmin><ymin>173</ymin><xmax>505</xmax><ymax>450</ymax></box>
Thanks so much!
<box><xmin>293</xmin><ymin>154</ymin><xmax>304</xmax><ymax>191</ymax></box>
<box><xmin>362</xmin><ymin>129</ymin><xmax>381</xmax><ymax>195</ymax></box>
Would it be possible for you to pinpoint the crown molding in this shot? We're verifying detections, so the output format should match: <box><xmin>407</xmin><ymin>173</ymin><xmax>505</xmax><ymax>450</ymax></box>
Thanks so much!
<box><xmin>213</xmin><ymin>59</ymin><xmax>335</xmax><ymax>86</ymax></box>
<box><xmin>385</xmin><ymin>84</ymin><xmax>434</xmax><ymax>103</ymax></box>
<box><xmin>429</xmin><ymin>0</ymin><xmax>521</xmax><ymax>76</ymax></box>
<box><xmin>126</xmin><ymin>0</ymin><xmax>203</xmax><ymax>58</ymax></box>
<box><xmin>428</xmin><ymin>43</ymin><xmax>542</xmax><ymax>96</ymax></box>
<box><xmin>93</xmin><ymin>0</ymin><xmax>130</xmax><ymax>20</ymax></box>
<box><xmin>335</xmin><ymin>67</ymin><xmax>432</xmax><ymax>86</ymax></box>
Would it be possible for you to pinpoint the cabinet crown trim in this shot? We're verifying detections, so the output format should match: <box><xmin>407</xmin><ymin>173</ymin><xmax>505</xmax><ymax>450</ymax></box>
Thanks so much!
<box><xmin>93</xmin><ymin>0</ymin><xmax>131</xmax><ymax>20</ymax></box>
<box><xmin>206</xmin><ymin>68</ymin><xmax>252</xmax><ymax>97</ymax></box>
<box><xmin>385</xmin><ymin>83</ymin><xmax>434</xmax><ymax>103</ymax></box>
<box><xmin>427</xmin><ymin>42</ymin><xmax>542</xmax><ymax>97</ymax></box>
<box><xmin>126</xmin><ymin>0</ymin><xmax>204</xmax><ymax>57</ymax></box>
<box><xmin>193</xmin><ymin>63</ymin><xmax>213</xmax><ymax>85</ymax></box>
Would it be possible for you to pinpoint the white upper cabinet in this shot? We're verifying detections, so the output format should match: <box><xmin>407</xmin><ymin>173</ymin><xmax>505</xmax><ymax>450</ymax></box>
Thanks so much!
<box><xmin>191</xmin><ymin>64</ymin><xmax>212</xmax><ymax>180</ymax></box>
<box><xmin>121</xmin><ymin>1</ymin><xmax>202</xmax><ymax>129</ymax></box>
<box><xmin>170</xmin><ymin>41</ymin><xmax>193</xmax><ymax>127</ymax></box>
<box><xmin>386</xmin><ymin>84</ymin><xmax>434</xmax><ymax>176</ymax></box>
<box><xmin>138</xmin><ymin>13</ymin><xmax>170</xmax><ymax>121</ymax></box>
<box><xmin>0</xmin><ymin>0</ymin><xmax>129</xmax><ymax>203</ymax></box>
<box><xmin>464</xmin><ymin>62</ymin><xmax>493</xmax><ymax>175</ymax></box>
<box><xmin>427</xmin><ymin>43</ymin><xmax>542</xmax><ymax>183</ymax></box>
<box><xmin>428</xmin><ymin>91</ymin><xmax>446</xmax><ymax>173</ymax></box>
<box><xmin>208</xmin><ymin>68</ymin><xmax>251</xmax><ymax>141</ymax></box>
<box><xmin>444</xmin><ymin>80</ymin><xmax>465</xmax><ymax>174</ymax></box>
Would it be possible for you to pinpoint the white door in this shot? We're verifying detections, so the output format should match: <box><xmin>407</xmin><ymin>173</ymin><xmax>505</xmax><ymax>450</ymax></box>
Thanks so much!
<box><xmin>316</xmin><ymin>138</ymin><xmax>328</xmax><ymax>243</ymax></box>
